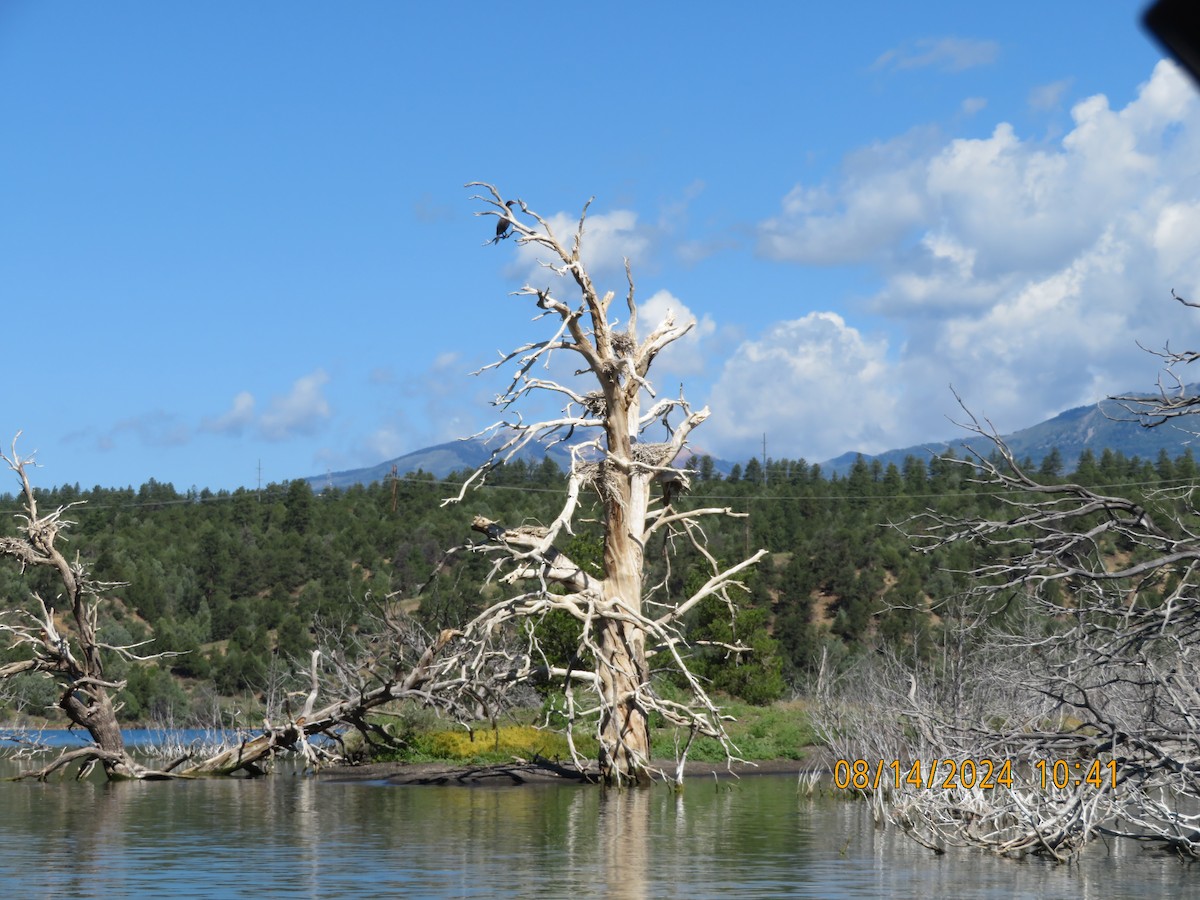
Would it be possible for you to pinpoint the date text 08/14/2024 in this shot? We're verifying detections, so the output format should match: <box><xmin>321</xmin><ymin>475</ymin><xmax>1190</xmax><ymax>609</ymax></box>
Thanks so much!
<box><xmin>833</xmin><ymin>758</ymin><xmax>1120</xmax><ymax>792</ymax></box>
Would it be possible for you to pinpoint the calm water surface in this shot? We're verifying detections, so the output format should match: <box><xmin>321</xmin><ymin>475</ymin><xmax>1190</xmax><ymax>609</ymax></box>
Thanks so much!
<box><xmin>0</xmin><ymin>768</ymin><xmax>1192</xmax><ymax>898</ymax></box>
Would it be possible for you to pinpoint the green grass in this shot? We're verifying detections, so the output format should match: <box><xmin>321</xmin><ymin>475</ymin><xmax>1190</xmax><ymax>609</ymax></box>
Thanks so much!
<box><xmin>652</xmin><ymin>700</ymin><xmax>816</xmax><ymax>762</ymax></box>
<box><xmin>368</xmin><ymin>697</ymin><xmax>816</xmax><ymax>766</ymax></box>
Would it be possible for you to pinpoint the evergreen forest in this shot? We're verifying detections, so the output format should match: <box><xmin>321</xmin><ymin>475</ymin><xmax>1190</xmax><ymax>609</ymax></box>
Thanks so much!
<box><xmin>1</xmin><ymin>444</ymin><xmax>1193</xmax><ymax>726</ymax></box>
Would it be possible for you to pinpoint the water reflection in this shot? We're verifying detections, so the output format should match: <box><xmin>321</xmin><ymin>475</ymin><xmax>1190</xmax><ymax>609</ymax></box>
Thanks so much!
<box><xmin>0</xmin><ymin>772</ymin><xmax>1193</xmax><ymax>898</ymax></box>
<box><xmin>597</xmin><ymin>787</ymin><xmax>651</xmax><ymax>900</ymax></box>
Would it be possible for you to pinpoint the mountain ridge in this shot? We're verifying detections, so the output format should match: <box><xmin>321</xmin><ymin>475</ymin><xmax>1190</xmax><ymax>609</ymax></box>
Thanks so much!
<box><xmin>309</xmin><ymin>393</ymin><xmax>1197</xmax><ymax>488</ymax></box>
<box><xmin>821</xmin><ymin>395</ymin><xmax>1194</xmax><ymax>476</ymax></box>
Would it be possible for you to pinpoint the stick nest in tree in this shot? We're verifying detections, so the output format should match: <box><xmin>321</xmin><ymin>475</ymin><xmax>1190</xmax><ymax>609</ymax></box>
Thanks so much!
<box><xmin>631</xmin><ymin>442</ymin><xmax>676</xmax><ymax>468</ymax></box>
<box><xmin>581</xmin><ymin>391</ymin><xmax>607</xmax><ymax>417</ymax></box>
<box><xmin>611</xmin><ymin>331</ymin><xmax>636</xmax><ymax>357</ymax></box>
<box><xmin>574</xmin><ymin>444</ymin><xmax>678</xmax><ymax>503</ymax></box>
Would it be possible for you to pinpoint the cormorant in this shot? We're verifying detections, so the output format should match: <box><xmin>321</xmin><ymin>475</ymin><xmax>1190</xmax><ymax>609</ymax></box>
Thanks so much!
<box><xmin>494</xmin><ymin>200</ymin><xmax>517</xmax><ymax>241</ymax></box>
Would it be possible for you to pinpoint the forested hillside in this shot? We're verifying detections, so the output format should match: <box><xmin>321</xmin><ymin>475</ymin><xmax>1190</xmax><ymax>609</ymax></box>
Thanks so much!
<box><xmin>1</xmin><ymin>444</ymin><xmax>1192</xmax><ymax>724</ymax></box>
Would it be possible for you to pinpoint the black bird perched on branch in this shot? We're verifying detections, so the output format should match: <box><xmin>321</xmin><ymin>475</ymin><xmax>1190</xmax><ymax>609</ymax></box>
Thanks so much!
<box><xmin>493</xmin><ymin>200</ymin><xmax>517</xmax><ymax>243</ymax></box>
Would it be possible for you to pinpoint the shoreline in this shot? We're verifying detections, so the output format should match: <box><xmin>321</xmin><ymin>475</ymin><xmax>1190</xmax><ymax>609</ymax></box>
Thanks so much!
<box><xmin>320</xmin><ymin>753</ymin><xmax>827</xmax><ymax>786</ymax></box>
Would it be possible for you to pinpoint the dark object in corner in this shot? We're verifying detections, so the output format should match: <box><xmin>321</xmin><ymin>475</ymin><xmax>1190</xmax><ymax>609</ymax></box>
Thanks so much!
<box><xmin>1144</xmin><ymin>0</ymin><xmax>1200</xmax><ymax>86</ymax></box>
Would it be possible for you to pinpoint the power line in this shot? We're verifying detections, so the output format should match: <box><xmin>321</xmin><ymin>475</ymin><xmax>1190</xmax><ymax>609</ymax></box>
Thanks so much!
<box><xmin>0</xmin><ymin>472</ymin><xmax>1195</xmax><ymax>515</ymax></box>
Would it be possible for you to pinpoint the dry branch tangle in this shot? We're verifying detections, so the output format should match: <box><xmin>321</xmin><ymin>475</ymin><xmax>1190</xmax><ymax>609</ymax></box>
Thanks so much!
<box><xmin>819</xmin><ymin>304</ymin><xmax>1200</xmax><ymax>859</ymax></box>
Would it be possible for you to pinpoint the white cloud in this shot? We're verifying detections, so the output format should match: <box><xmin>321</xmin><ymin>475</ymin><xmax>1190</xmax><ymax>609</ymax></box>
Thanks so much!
<box><xmin>1154</xmin><ymin>201</ymin><xmax>1200</xmax><ymax>280</ymax></box>
<box><xmin>764</xmin><ymin>61</ymin><xmax>1199</xmax><ymax>278</ymax></box>
<box><xmin>872</xmin><ymin>37</ymin><xmax>1000</xmax><ymax>73</ymax></box>
<box><xmin>111</xmin><ymin>412</ymin><xmax>191</xmax><ymax>449</ymax></box>
<box><xmin>259</xmin><ymin>370</ymin><xmax>332</xmax><ymax>441</ymax></box>
<box><xmin>759</xmin><ymin>128</ymin><xmax>939</xmax><ymax>264</ymax></box>
<box><xmin>706</xmin><ymin>313</ymin><xmax>897</xmax><ymax>462</ymax></box>
<box><xmin>882</xmin><ymin>60</ymin><xmax>1200</xmax><ymax>368</ymax></box>
<box><xmin>201</xmin><ymin>391</ymin><xmax>255</xmax><ymax>435</ymax></box>
<box><xmin>1029</xmin><ymin>79</ymin><xmax>1073</xmax><ymax>112</ymax></box>
<box><xmin>502</xmin><ymin>184</ymin><xmax>729</xmax><ymax>289</ymax></box>
<box><xmin>637</xmin><ymin>289</ymin><xmax>716</xmax><ymax>379</ymax></box>
<box><xmin>736</xmin><ymin>60</ymin><xmax>1200</xmax><ymax>462</ymax></box>
<box><xmin>200</xmin><ymin>375</ymin><xmax>332</xmax><ymax>444</ymax></box>
<box><xmin>363</xmin><ymin>422</ymin><xmax>411</xmax><ymax>463</ymax></box>
<box><xmin>508</xmin><ymin>207</ymin><xmax>653</xmax><ymax>287</ymax></box>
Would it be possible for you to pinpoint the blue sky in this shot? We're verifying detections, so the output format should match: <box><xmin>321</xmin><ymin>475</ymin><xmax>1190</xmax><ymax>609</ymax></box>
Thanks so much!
<box><xmin>2</xmin><ymin>1</ymin><xmax>1196</xmax><ymax>490</ymax></box>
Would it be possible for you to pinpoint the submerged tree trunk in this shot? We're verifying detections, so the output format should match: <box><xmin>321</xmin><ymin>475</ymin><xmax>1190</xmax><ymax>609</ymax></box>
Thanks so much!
<box><xmin>596</xmin><ymin>426</ymin><xmax>652</xmax><ymax>782</ymax></box>
<box><xmin>67</xmin><ymin>693</ymin><xmax>137</xmax><ymax>780</ymax></box>
<box><xmin>595</xmin><ymin>616</ymin><xmax>650</xmax><ymax>782</ymax></box>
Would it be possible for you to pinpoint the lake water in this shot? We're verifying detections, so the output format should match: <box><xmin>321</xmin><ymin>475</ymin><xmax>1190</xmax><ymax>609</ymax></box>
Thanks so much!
<box><xmin>0</xmin><ymin>764</ymin><xmax>1193</xmax><ymax>898</ymax></box>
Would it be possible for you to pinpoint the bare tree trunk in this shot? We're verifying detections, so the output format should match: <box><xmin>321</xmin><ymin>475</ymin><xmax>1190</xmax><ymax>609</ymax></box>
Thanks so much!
<box><xmin>596</xmin><ymin>416</ymin><xmax>652</xmax><ymax>781</ymax></box>
<box><xmin>67</xmin><ymin>694</ymin><xmax>136</xmax><ymax>779</ymax></box>
<box><xmin>595</xmin><ymin>618</ymin><xmax>650</xmax><ymax>781</ymax></box>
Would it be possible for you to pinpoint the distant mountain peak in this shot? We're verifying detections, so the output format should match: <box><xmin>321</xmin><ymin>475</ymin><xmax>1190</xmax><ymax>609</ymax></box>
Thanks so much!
<box><xmin>821</xmin><ymin>392</ymin><xmax>1198</xmax><ymax>477</ymax></box>
<box><xmin>305</xmin><ymin>436</ymin><xmax>576</xmax><ymax>491</ymax></box>
<box><xmin>309</xmin><ymin>390</ymin><xmax>1200</xmax><ymax>489</ymax></box>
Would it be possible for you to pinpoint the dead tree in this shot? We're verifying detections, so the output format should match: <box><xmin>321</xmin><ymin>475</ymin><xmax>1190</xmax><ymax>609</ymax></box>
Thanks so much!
<box><xmin>817</xmin><ymin>298</ymin><xmax>1200</xmax><ymax>858</ymax></box>
<box><xmin>0</xmin><ymin>439</ymin><xmax>477</xmax><ymax>781</ymax></box>
<box><xmin>440</xmin><ymin>183</ymin><xmax>766</xmax><ymax>784</ymax></box>
<box><xmin>0</xmin><ymin>438</ymin><xmax>163</xmax><ymax>780</ymax></box>
<box><xmin>175</xmin><ymin>624</ymin><xmax>466</xmax><ymax>777</ymax></box>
